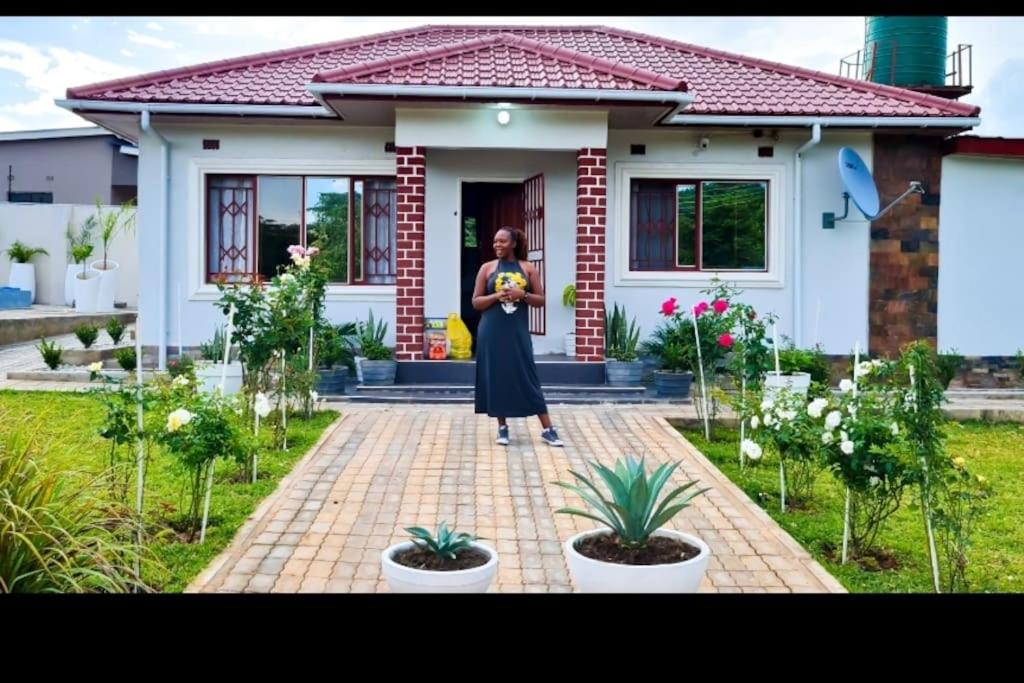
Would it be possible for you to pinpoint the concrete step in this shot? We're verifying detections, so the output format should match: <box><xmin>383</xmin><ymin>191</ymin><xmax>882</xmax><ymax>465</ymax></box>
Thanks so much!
<box><xmin>0</xmin><ymin>309</ymin><xmax>136</xmax><ymax>346</ymax></box>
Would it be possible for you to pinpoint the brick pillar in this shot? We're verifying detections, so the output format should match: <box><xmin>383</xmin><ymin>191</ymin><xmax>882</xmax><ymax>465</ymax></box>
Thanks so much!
<box><xmin>869</xmin><ymin>135</ymin><xmax>943</xmax><ymax>357</ymax></box>
<box><xmin>395</xmin><ymin>146</ymin><xmax>426</xmax><ymax>360</ymax></box>
<box><xmin>575</xmin><ymin>148</ymin><xmax>607</xmax><ymax>362</ymax></box>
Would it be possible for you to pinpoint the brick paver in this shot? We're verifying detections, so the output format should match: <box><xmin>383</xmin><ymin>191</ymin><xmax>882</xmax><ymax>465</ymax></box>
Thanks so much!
<box><xmin>189</xmin><ymin>403</ymin><xmax>846</xmax><ymax>594</ymax></box>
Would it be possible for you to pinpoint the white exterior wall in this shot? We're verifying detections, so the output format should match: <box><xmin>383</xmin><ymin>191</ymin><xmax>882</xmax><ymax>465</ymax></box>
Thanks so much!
<box><xmin>605</xmin><ymin>129</ymin><xmax>873</xmax><ymax>354</ymax></box>
<box><xmin>423</xmin><ymin>149</ymin><xmax>578</xmax><ymax>355</ymax></box>
<box><xmin>136</xmin><ymin>122</ymin><xmax>396</xmax><ymax>350</ymax></box>
<box><xmin>939</xmin><ymin>154</ymin><xmax>1024</xmax><ymax>355</ymax></box>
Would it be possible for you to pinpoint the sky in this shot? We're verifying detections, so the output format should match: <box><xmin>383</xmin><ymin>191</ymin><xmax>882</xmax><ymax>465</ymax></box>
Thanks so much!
<box><xmin>0</xmin><ymin>16</ymin><xmax>1021</xmax><ymax>137</ymax></box>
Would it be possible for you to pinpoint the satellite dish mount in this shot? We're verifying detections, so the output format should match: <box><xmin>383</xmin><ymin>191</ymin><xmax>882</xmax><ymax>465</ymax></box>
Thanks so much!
<box><xmin>823</xmin><ymin>147</ymin><xmax>925</xmax><ymax>229</ymax></box>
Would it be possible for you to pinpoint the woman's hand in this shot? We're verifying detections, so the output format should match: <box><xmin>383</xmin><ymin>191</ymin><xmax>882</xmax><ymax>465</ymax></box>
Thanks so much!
<box><xmin>503</xmin><ymin>286</ymin><xmax>526</xmax><ymax>303</ymax></box>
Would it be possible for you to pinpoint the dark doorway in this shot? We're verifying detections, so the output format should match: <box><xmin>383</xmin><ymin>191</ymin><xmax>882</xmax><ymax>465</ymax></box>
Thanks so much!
<box><xmin>459</xmin><ymin>182</ymin><xmax>523</xmax><ymax>354</ymax></box>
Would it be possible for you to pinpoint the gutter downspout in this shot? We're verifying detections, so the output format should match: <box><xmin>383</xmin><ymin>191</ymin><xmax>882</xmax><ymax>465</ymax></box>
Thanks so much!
<box><xmin>794</xmin><ymin>123</ymin><xmax>821</xmax><ymax>349</ymax></box>
<box><xmin>140</xmin><ymin>109</ymin><xmax>170</xmax><ymax>371</ymax></box>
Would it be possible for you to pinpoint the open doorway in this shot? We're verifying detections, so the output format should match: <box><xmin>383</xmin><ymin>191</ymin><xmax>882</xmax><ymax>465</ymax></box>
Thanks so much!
<box><xmin>460</xmin><ymin>182</ymin><xmax>523</xmax><ymax>353</ymax></box>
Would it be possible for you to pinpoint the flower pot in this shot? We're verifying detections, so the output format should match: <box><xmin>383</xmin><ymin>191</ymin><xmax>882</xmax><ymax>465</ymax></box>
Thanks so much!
<box><xmin>73</xmin><ymin>270</ymin><xmax>101</xmax><ymax>313</ymax></box>
<box><xmin>64</xmin><ymin>264</ymin><xmax>81</xmax><ymax>307</ymax></box>
<box><xmin>196</xmin><ymin>360</ymin><xmax>244</xmax><ymax>396</ymax></box>
<box><xmin>564</xmin><ymin>528</ymin><xmax>710</xmax><ymax>593</ymax></box>
<box><xmin>381</xmin><ymin>540</ymin><xmax>498</xmax><ymax>593</ymax></box>
<box><xmin>606</xmin><ymin>359</ymin><xmax>644</xmax><ymax>386</ymax></box>
<box><xmin>353</xmin><ymin>355</ymin><xmax>366</xmax><ymax>383</ymax></box>
<box><xmin>564</xmin><ymin>332</ymin><xmax>577</xmax><ymax>358</ymax></box>
<box><xmin>89</xmin><ymin>259</ymin><xmax>119</xmax><ymax>312</ymax></box>
<box><xmin>8</xmin><ymin>263</ymin><xmax>36</xmax><ymax>303</ymax></box>
<box><xmin>316</xmin><ymin>366</ymin><xmax>348</xmax><ymax>396</ymax></box>
<box><xmin>360</xmin><ymin>359</ymin><xmax>396</xmax><ymax>385</ymax></box>
<box><xmin>763</xmin><ymin>371</ymin><xmax>811</xmax><ymax>400</ymax></box>
<box><xmin>653</xmin><ymin>370</ymin><xmax>693</xmax><ymax>398</ymax></box>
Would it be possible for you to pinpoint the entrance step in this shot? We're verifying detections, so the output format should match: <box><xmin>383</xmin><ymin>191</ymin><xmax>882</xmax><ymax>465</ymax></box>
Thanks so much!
<box><xmin>395</xmin><ymin>359</ymin><xmax>606</xmax><ymax>385</ymax></box>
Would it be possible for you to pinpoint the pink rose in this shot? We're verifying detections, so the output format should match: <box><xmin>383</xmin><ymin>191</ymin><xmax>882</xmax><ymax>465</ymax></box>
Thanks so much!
<box><xmin>718</xmin><ymin>333</ymin><xmax>734</xmax><ymax>348</ymax></box>
<box><xmin>306</xmin><ymin>246</ymin><xmax>320</xmax><ymax>257</ymax></box>
<box><xmin>693</xmin><ymin>301</ymin><xmax>709</xmax><ymax>316</ymax></box>
<box><xmin>660</xmin><ymin>297</ymin><xmax>679</xmax><ymax>316</ymax></box>
<box><xmin>287</xmin><ymin>245</ymin><xmax>306</xmax><ymax>256</ymax></box>
<box><xmin>712</xmin><ymin>299</ymin><xmax>729</xmax><ymax>315</ymax></box>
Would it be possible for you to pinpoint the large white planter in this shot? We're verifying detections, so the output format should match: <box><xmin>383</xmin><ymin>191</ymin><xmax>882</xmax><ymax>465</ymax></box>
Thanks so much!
<box><xmin>564</xmin><ymin>332</ymin><xmax>577</xmax><ymax>358</ymax></box>
<box><xmin>381</xmin><ymin>540</ymin><xmax>498</xmax><ymax>593</ymax></box>
<box><xmin>564</xmin><ymin>528</ymin><xmax>710</xmax><ymax>593</ymax></box>
<box><xmin>196</xmin><ymin>360</ymin><xmax>244</xmax><ymax>396</ymax></box>
<box><xmin>73</xmin><ymin>270</ymin><xmax>101</xmax><ymax>313</ymax></box>
<box><xmin>8</xmin><ymin>263</ymin><xmax>36</xmax><ymax>303</ymax></box>
<box><xmin>763</xmin><ymin>371</ymin><xmax>812</xmax><ymax>400</ymax></box>
<box><xmin>90</xmin><ymin>259</ymin><xmax>119</xmax><ymax>312</ymax></box>
<box><xmin>64</xmin><ymin>264</ymin><xmax>81</xmax><ymax>307</ymax></box>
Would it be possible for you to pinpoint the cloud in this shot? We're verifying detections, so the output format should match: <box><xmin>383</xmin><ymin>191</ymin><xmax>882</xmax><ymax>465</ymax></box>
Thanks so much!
<box><xmin>146</xmin><ymin>22</ymin><xmax>164</xmax><ymax>32</ymax></box>
<box><xmin>120</xmin><ymin>49</ymin><xmax>135</xmax><ymax>58</ymax></box>
<box><xmin>127</xmin><ymin>30</ymin><xmax>175</xmax><ymax>49</ymax></box>
<box><xmin>0</xmin><ymin>40</ymin><xmax>136</xmax><ymax>129</ymax></box>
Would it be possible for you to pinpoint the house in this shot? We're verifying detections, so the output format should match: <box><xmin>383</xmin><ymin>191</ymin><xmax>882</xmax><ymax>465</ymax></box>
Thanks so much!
<box><xmin>60</xmin><ymin>22</ymin><xmax>993</xmax><ymax>374</ymax></box>
<box><xmin>0</xmin><ymin>126</ymin><xmax>138</xmax><ymax>205</ymax></box>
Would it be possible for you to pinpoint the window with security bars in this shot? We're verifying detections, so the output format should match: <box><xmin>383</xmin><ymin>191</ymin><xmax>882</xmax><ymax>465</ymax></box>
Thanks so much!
<box><xmin>206</xmin><ymin>174</ymin><xmax>397</xmax><ymax>284</ymax></box>
<box><xmin>629</xmin><ymin>178</ymin><xmax>768</xmax><ymax>272</ymax></box>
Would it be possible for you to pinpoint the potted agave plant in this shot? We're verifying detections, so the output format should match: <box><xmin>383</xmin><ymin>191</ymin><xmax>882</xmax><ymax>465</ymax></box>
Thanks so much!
<box><xmin>381</xmin><ymin>521</ymin><xmax>498</xmax><ymax>593</ymax></box>
<box><xmin>555</xmin><ymin>455</ymin><xmax>710</xmax><ymax>593</ymax></box>
<box><xmin>315</xmin><ymin>321</ymin><xmax>357</xmax><ymax>396</ymax></box>
<box><xmin>605</xmin><ymin>303</ymin><xmax>643</xmax><ymax>386</ymax></box>
<box><xmin>357</xmin><ymin>311</ymin><xmax>396</xmax><ymax>385</ymax></box>
<box><xmin>195</xmin><ymin>326</ymin><xmax>243</xmax><ymax>395</ymax></box>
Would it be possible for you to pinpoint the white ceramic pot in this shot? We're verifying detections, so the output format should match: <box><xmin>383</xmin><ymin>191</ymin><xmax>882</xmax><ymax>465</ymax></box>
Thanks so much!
<box><xmin>381</xmin><ymin>540</ymin><xmax>498</xmax><ymax>593</ymax></box>
<box><xmin>564</xmin><ymin>332</ymin><xmax>577</xmax><ymax>358</ymax></box>
<box><xmin>8</xmin><ymin>263</ymin><xmax>36</xmax><ymax>303</ymax></box>
<box><xmin>763</xmin><ymin>371</ymin><xmax>812</xmax><ymax>400</ymax></box>
<box><xmin>73</xmin><ymin>270</ymin><xmax>101</xmax><ymax>313</ymax></box>
<box><xmin>64</xmin><ymin>263</ymin><xmax>80</xmax><ymax>306</ymax></box>
<box><xmin>564</xmin><ymin>528</ymin><xmax>710</xmax><ymax>593</ymax></box>
<box><xmin>90</xmin><ymin>259</ymin><xmax>119</xmax><ymax>312</ymax></box>
<box><xmin>196</xmin><ymin>360</ymin><xmax>244</xmax><ymax>396</ymax></box>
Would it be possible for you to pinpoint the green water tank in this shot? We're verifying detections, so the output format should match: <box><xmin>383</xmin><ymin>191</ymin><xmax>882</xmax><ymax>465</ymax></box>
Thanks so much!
<box><xmin>864</xmin><ymin>16</ymin><xmax>948</xmax><ymax>87</ymax></box>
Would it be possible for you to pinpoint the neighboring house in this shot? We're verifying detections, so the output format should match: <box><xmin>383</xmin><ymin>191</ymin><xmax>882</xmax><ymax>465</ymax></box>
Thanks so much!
<box><xmin>61</xmin><ymin>22</ymin><xmax>1001</xmax><ymax>373</ymax></box>
<box><xmin>0</xmin><ymin>126</ymin><xmax>138</xmax><ymax>205</ymax></box>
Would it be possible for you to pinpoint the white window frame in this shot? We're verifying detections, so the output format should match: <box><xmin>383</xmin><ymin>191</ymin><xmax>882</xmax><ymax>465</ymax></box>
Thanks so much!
<box><xmin>613</xmin><ymin>161</ymin><xmax>787</xmax><ymax>289</ymax></box>
<box><xmin>187</xmin><ymin>157</ymin><xmax>397</xmax><ymax>302</ymax></box>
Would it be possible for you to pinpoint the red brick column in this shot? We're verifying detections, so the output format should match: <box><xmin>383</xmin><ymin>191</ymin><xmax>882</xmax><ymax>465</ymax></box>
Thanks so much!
<box><xmin>395</xmin><ymin>146</ymin><xmax>425</xmax><ymax>360</ymax></box>
<box><xmin>575</xmin><ymin>148</ymin><xmax>607</xmax><ymax>361</ymax></box>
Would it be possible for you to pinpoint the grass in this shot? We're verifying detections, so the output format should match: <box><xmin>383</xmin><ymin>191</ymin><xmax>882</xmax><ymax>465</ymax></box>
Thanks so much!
<box><xmin>0</xmin><ymin>390</ymin><xmax>339</xmax><ymax>592</ymax></box>
<box><xmin>679</xmin><ymin>421</ymin><xmax>1024</xmax><ymax>593</ymax></box>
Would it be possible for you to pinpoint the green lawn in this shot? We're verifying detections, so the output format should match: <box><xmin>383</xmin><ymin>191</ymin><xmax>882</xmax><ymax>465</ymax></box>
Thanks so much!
<box><xmin>679</xmin><ymin>421</ymin><xmax>1024</xmax><ymax>593</ymax></box>
<box><xmin>0</xmin><ymin>390</ymin><xmax>339</xmax><ymax>592</ymax></box>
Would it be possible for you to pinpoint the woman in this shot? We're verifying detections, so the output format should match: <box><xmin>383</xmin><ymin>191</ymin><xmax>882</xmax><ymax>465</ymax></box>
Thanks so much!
<box><xmin>473</xmin><ymin>226</ymin><xmax>563</xmax><ymax>447</ymax></box>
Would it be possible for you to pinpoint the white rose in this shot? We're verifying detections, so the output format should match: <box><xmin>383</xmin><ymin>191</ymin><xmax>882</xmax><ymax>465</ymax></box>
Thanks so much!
<box><xmin>839</xmin><ymin>379</ymin><xmax>854</xmax><ymax>393</ymax></box>
<box><xmin>760</xmin><ymin>398</ymin><xmax>775</xmax><ymax>412</ymax></box>
<box><xmin>166</xmin><ymin>408</ymin><xmax>193</xmax><ymax>433</ymax></box>
<box><xmin>254</xmin><ymin>392</ymin><xmax>272</xmax><ymax>418</ymax></box>
<box><xmin>869</xmin><ymin>476</ymin><xmax>881</xmax><ymax>487</ymax></box>
<box><xmin>763</xmin><ymin>413</ymin><xmax>775</xmax><ymax>427</ymax></box>
<box><xmin>750</xmin><ymin>415</ymin><xmax>760</xmax><ymax>430</ymax></box>
<box><xmin>891</xmin><ymin>422</ymin><xmax>899</xmax><ymax>436</ymax></box>
<box><xmin>840</xmin><ymin>430</ymin><xmax>849</xmax><ymax>442</ymax></box>
<box><xmin>741</xmin><ymin>439</ymin><xmax>763</xmax><ymax>461</ymax></box>
<box><xmin>88</xmin><ymin>361</ymin><xmax>103</xmax><ymax>373</ymax></box>
<box><xmin>840</xmin><ymin>440</ymin><xmax>855</xmax><ymax>455</ymax></box>
<box><xmin>855</xmin><ymin>361</ymin><xmax>873</xmax><ymax>378</ymax></box>
<box><xmin>172</xmin><ymin>375</ymin><xmax>190</xmax><ymax>387</ymax></box>
<box><xmin>807</xmin><ymin>398</ymin><xmax>828</xmax><ymax>419</ymax></box>
<box><xmin>781</xmin><ymin>409</ymin><xmax>797</xmax><ymax>422</ymax></box>
<box><xmin>825</xmin><ymin>410</ymin><xmax>842</xmax><ymax>430</ymax></box>
<box><xmin>821</xmin><ymin>431</ymin><xmax>834</xmax><ymax>445</ymax></box>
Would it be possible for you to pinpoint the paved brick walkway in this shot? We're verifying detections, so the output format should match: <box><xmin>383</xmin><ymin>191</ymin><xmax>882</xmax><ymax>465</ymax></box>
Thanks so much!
<box><xmin>189</xmin><ymin>404</ymin><xmax>845</xmax><ymax>594</ymax></box>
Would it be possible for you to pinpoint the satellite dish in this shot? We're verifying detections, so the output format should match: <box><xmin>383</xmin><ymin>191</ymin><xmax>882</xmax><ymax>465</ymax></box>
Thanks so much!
<box><xmin>823</xmin><ymin>146</ymin><xmax>924</xmax><ymax>229</ymax></box>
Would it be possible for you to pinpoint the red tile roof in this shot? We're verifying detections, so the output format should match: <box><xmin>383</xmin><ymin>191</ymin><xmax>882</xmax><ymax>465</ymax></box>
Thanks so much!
<box><xmin>67</xmin><ymin>24</ymin><xmax>979</xmax><ymax>118</ymax></box>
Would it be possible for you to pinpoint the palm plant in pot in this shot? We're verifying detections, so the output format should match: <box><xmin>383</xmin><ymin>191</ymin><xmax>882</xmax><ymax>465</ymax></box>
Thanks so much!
<box><xmin>555</xmin><ymin>455</ymin><xmax>711</xmax><ymax>592</ymax></box>
<box><xmin>64</xmin><ymin>214</ymin><xmax>96</xmax><ymax>307</ymax></box>
<box><xmin>89</xmin><ymin>198</ymin><xmax>136</xmax><ymax>311</ymax></box>
<box><xmin>605</xmin><ymin>303</ymin><xmax>643</xmax><ymax>386</ymax></box>
<box><xmin>562</xmin><ymin>284</ymin><xmax>577</xmax><ymax>357</ymax></box>
<box><xmin>70</xmin><ymin>243</ymin><xmax>98</xmax><ymax>312</ymax></box>
<box><xmin>381</xmin><ymin>521</ymin><xmax>498</xmax><ymax>593</ymax></box>
<box><xmin>357</xmin><ymin>310</ymin><xmax>396</xmax><ymax>385</ymax></box>
<box><xmin>5</xmin><ymin>241</ymin><xmax>48</xmax><ymax>304</ymax></box>
<box><xmin>315</xmin><ymin>321</ymin><xmax>357</xmax><ymax>396</ymax></box>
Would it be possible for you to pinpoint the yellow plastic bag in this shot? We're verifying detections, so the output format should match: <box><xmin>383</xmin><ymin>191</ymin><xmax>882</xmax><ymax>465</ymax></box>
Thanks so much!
<box><xmin>447</xmin><ymin>313</ymin><xmax>473</xmax><ymax>359</ymax></box>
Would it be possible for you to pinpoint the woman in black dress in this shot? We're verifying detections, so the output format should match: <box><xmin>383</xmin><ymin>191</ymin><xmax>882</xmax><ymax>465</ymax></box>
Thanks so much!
<box><xmin>473</xmin><ymin>227</ymin><xmax>563</xmax><ymax>447</ymax></box>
